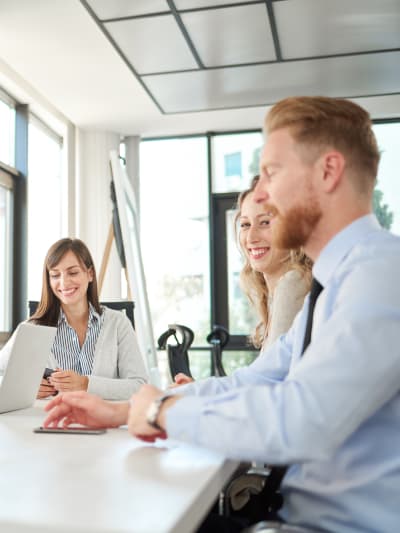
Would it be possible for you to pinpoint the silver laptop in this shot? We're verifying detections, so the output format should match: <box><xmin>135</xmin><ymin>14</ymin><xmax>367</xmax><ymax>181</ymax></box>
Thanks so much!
<box><xmin>0</xmin><ymin>323</ymin><xmax>56</xmax><ymax>414</ymax></box>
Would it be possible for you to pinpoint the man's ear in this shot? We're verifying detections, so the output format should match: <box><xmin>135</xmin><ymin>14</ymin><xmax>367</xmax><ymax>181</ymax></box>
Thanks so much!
<box><xmin>319</xmin><ymin>151</ymin><xmax>346</xmax><ymax>193</ymax></box>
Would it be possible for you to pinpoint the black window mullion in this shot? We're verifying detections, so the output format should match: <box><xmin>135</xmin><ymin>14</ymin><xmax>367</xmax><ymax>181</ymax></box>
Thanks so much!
<box><xmin>211</xmin><ymin>194</ymin><xmax>231</xmax><ymax>330</ymax></box>
<box><xmin>211</xmin><ymin>193</ymin><xmax>253</xmax><ymax>350</ymax></box>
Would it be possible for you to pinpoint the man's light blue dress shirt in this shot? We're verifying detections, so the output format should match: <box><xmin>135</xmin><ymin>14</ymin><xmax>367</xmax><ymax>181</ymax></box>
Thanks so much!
<box><xmin>166</xmin><ymin>215</ymin><xmax>400</xmax><ymax>533</ymax></box>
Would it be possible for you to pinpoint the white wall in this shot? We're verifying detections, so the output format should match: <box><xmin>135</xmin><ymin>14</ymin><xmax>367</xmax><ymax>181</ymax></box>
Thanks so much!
<box><xmin>76</xmin><ymin>129</ymin><xmax>121</xmax><ymax>299</ymax></box>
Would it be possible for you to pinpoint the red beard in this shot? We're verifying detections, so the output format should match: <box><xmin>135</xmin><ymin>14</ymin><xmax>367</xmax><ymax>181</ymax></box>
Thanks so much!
<box><xmin>268</xmin><ymin>199</ymin><xmax>322</xmax><ymax>250</ymax></box>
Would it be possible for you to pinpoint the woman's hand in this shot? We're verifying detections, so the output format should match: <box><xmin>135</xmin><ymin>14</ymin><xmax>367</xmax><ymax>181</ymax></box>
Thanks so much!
<box><xmin>43</xmin><ymin>391</ymin><xmax>129</xmax><ymax>429</ymax></box>
<box><xmin>169</xmin><ymin>372</ymin><xmax>194</xmax><ymax>388</ymax></box>
<box><xmin>37</xmin><ymin>378</ymin><xmax>56</xmax><ymax>399</ymax></box>
<box><xmin>50</xmin><ymin>370</ymin><xmax>89</xmax><ymax>392</ymax></box>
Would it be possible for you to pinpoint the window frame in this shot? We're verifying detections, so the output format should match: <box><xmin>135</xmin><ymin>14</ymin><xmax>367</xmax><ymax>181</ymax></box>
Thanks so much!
<box><xmin>0</xmin><ymin>86</ymin><xmax>16</xmax><ymax>168</ymax></box>
<box><xmin>0</xmin><ymin>164</ymin><xmax>15</xmax><ymax>335</ymax></box>
<box><xmin>141</xmin><ymin>129</ymin><xmax>261</xmax><ymax>353</ymax></box>
<box><xmin>141</xmin><ymin>119</ymin><xmax>400</xmax><ymax>355</ymax></box>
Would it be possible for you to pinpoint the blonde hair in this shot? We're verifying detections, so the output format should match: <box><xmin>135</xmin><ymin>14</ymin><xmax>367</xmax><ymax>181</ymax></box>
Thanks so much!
<box><xmin>265</xmin><ymin>96</ymin><xmax>380</xmax><ymax>194</ymax></box>
<box><xmin>235</xmin><ymin>177</ymin><xmax>312</xmax><ymax>348</ymax></box>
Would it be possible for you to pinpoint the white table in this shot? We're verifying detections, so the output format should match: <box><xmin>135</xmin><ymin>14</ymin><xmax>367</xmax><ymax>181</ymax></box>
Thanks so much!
<box><xmin>0</xmin><ymin>402</ymin><xmax>238</xmax><ymax>533</ymax></box>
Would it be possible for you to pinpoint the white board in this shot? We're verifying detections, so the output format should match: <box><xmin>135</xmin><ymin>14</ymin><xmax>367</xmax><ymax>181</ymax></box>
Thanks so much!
<box><xmin>109</xmin><ymin>150</ymin><xmax>160</xmax><ymax>386</ymax></box>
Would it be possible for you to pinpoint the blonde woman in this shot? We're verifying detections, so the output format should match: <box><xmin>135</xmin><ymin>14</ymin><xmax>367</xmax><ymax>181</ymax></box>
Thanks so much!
<box><xmin>173</xmin><ymin>177</ymin><xmax>311</xmax><ymax>386</ymax></box>
<box><xmin>237</xmin><ymin>175</ymin><xmax>312</xmax><ymax>350</ymax></box>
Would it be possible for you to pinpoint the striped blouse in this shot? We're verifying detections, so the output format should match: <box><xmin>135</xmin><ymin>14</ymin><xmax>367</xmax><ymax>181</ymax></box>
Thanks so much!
<box><xmin>51</xmin><ymin>303</ymin><xmax>105</xmax><ymax>375</ymax></box>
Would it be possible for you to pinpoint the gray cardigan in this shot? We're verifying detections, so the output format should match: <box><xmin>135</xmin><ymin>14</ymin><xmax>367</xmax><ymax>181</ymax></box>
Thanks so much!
<box><xmin>52</xmin><ymin>307</ymin><xmax>148</xmax><ymax>400</ymax></box>
<box><xmin>0</xmin><ymin>307</ymin><xmax>148</xmax><ymax>401</ymax></box>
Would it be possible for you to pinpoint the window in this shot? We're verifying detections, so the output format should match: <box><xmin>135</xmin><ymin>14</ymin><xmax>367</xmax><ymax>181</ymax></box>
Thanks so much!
<box><xmin>373</xmin><ymin>121</ymin><xmax>400</xmax><ymax>236</ymax></box>
<box><xmin>140</xmin><ymin>132</ymin><xmax>263</xmax><ymax>366</ymax></box>
<box><xmin>0</xmin><ymin>169</ymin><xmax>13</xmax><ymax>333</ymax></box>
<box><xmin>139</xmin><ymin>137</ymin><xmax>210</xmax><ymax>345</ymax></box>
<box><xmin>139</xmin><ymin>123</ymin><xmax>400</xmax><ymax>380</ymax></box>
<box><xmin>27</xmin><ymin>115</ymin><xmax>63</xmax><ymax>300</ymax></box>
<box><xmin>0</xmin><ymin>88</ymin><xmax>15</xmax><ymax>167</ymax></box>
<box><xmin>212</xmin><ymin>132</ymin><xmax>263</xmax><ymax>193</ymax></box>
<box><xmin>0</xmin><ymin>88</ymin><xmax>16</xmax><ymax>333</ymax></box>
<box><xmin>224</xmin><ymin>151</ymin><xmax>242</xmax><ymax>177</ymax></box>
<box><xmin>211</xmin><ymin>131</ymin><xmax>263</xmax><ymax>346</ymax></box>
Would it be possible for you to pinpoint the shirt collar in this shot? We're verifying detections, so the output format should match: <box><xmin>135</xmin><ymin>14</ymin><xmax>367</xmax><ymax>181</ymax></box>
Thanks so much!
<box><xmin>57</xmin><ymin>302</ymin><xmax>101</xmax><ymax>327</ymax></box>
<box><xmin>58</xmin><ymin>307</ymin><xmax>66</xmax><ymax>326</ymax></box>
<box><xmin>88</xmin><ymin>302</ymin><xmax>101</xmax><ymax>324</ymax></box>
<box><xmin>313</xmin><ymin>214</ymin><xmax>382</xmax><ymax>288</ymax></box>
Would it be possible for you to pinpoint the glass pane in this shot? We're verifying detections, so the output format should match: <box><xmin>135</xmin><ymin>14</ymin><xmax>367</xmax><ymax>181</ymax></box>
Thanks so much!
<box><xmin>190</xmin><ymin>349</ymin><xmax>258</xmax><ymax>379</ymax></box>
<box><xmin>140</xmin><ymin>137</ymin><xmax>210</xmax><ymax>345</ymax></box>
<box><xmin>212</xmin><ymin>132</ymin><xmax>263</xmax><ymax>193</ymax></box>
<box><xmin>0</xmin><ymin>98</ymin><xmax>15</xmax><ymax>167</ymax></box>
<box><xmin>188</xmin><ymin>350</ymin><xmax>212</xmax><ymax>380</ymax></box>
<box><xmin>28</xmin><ymin>120</ymin><xmax>63</xmax><ymax>301</ymax></box>
<box><xmin>222</xmin><ymin>350</ymin><xmax>258</xmax><ymax>376</ymax></box>
<box><xmin>373</xmin><ymin>122</ymin><xmax>400</xmax><ymax>236</ymax></box>
<box><xmin>226</xmin><ymin>208</ymin><xmax>258</xmax><ymax>335</ymax></box>
<box><xmin>0</xmin><ymin>183</ymin><xmax>12</xmax><ymax>331</ymax></box>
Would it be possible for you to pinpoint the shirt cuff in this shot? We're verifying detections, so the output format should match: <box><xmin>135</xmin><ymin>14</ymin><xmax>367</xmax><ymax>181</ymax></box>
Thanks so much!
<box><xmin>165</xmin><ymin>395</ymin><xmax>206</xmax><ymax>443</ymax></box>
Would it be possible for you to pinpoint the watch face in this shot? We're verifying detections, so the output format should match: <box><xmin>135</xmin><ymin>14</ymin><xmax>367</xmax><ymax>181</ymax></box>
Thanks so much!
<box><xmin>146</xmin><ymin>401</ymin><xmax>159</xmax><ymax>426</ymax></box>
<box><xmin>146</xmin><ymin>395</ymin><xmax>170</xmax><ymax>430</ymax></box>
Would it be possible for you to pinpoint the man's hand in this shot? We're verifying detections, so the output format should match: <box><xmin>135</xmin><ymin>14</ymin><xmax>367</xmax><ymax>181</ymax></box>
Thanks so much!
<box><xmin>49</xmin><ymin>370</ymin><xmax>89</xmax><ymax>392</ymax></box>
<box><xmin>37</xmin><ymin>378</ymin><xmax>56</xmax><ymax>399</ymax></box>
<box><xmin>128</xmin><ymin>384</ymin><xmax>181</xmax><ymax>442</ymax></box>
<box><xmin>43</xmin><ymin>391</ymin><xmax>129</xmax><ymax>429</ymax></box>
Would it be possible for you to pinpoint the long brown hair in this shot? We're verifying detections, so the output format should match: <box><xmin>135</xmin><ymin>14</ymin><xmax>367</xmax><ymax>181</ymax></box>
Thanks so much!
<box><xmin>29</xmin><ymin>238</ymin><xmax>102</xmax><ymax>326</ymax></box>
<box><xmin>235</xmin><ymin>176</ymin><xmax>312</xmax><ymax>348</ymax></box>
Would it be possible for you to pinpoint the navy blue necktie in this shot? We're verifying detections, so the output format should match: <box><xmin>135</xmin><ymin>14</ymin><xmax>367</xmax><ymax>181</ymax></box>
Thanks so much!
<box><xmin>301</xmin><ymin>277</ymin><xmax>323</xmax><ymax>355</ymax></box>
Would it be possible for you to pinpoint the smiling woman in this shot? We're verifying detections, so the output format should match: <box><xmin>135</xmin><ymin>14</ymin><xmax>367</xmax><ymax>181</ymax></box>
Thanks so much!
<box><xmin>236</xmin><ymin>176</ymin><xmax>312</xmax><ymax>348</ymax></box>
<box><xmin>0</xmin><ymin>238</ymin><xmax>148</xmax><ymax>400</ymax></box>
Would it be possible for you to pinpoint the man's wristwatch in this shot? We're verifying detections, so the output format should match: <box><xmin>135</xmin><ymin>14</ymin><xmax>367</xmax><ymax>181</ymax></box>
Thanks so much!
<box><xmin>146</xmin><ymin>394</ymin><xmax>171</xmax><ymax>431</ymax></box>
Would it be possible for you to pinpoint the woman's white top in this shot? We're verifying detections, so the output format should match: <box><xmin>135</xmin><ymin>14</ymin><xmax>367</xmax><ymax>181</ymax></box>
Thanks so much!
<box><xmin>264</xmin><ymin>269</ymin><xmax>310</xmax><ymax>348</ymax></box>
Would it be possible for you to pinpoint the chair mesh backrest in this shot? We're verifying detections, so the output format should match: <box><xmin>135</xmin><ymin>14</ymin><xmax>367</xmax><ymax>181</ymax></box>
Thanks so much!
<box><xmin>157</xmin><ymin>324</ymin><xmax>194</xmax><ymax>379</ymax></box>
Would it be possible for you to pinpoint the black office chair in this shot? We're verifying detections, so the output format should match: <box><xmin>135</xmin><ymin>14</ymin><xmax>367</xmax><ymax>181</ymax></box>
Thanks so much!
<box><xmin>100</xmin><ymin>300</ymin><xmax>135</xmax><ymax>329</ymax></box>
<box><xmin>28</xmin><ymin>300</ymin><xmax>135</xmax><ymax>329</ymax></box>
<box><xmin>157</xmin><ymin>324</ymin><xmax>194</xmax><ymax>379</ymax></box>
<box><xmin>207</xmin><ymin>324</ymin><xmax>229</xmax><ymax>377</ymax></box>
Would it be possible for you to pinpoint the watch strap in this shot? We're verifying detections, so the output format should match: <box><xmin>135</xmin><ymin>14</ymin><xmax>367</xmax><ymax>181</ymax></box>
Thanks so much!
<box><xmin>146</xmin><ymin>393</ymin><xmax>171</xmax><ymax>431</ymax></box>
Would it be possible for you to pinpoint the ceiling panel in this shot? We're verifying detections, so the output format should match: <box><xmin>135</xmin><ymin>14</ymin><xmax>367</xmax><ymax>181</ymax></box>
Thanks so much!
<box><xmin>86</xmin><ymin>0</ymin><xmax>169</xmax><ymax>20</ymax></box>
<box><xmin>1</xmin><ymin>0</ymin><xmax>399</xmax><ymax>136</ymax></box>
<box><xmin>143</xmin><ymin>51</ymin><xmax>400</xmax><ymax>113</ymax></box>
<box><xmin>105</xmin><ymin>15</ymin><xmax>198</xmax><ymax>74</ymax></box>
<box><xmin>175</xmin><ymin>0</ymin><xmax>255</xmax><ymax>8</ymax></box>
<box><xmin>275</xmin><ymin>0</ymin><xmax>400</xmax><ymax>58</ymax></box>
<box><xmin>182</xmin><ymin>4</ymin><xmax>276</xmax><ymax>66</ymax></box>
<box><xmin>79</xmin><ymin>0</ymin><xmax>400</xmax><ymax>119</ymax></box>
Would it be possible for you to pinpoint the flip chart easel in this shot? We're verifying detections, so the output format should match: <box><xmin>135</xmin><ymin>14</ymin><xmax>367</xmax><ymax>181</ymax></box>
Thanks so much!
<box><xmin>97</xmin><ymin>180</ymin><xmax>132</xmax><ymax>300</ymax></box>
<box><xmin>105</xmin><ymin>151</ymin><xmax>160</xmax><ymax>386</ymax></box>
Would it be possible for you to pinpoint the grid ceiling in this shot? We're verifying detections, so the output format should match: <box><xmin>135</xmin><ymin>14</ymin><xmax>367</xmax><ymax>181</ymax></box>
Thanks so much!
<box><xmin>82</xmin><ymin>0</ymin><xmax>400</xmax><ymax>114</ymax></box>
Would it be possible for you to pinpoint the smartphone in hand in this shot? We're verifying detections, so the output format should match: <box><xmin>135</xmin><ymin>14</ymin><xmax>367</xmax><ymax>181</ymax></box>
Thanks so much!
<box><xmin>43</xmin><ymin>368</ymin><xmax>55</xmax><ymax>379</ymax></box>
